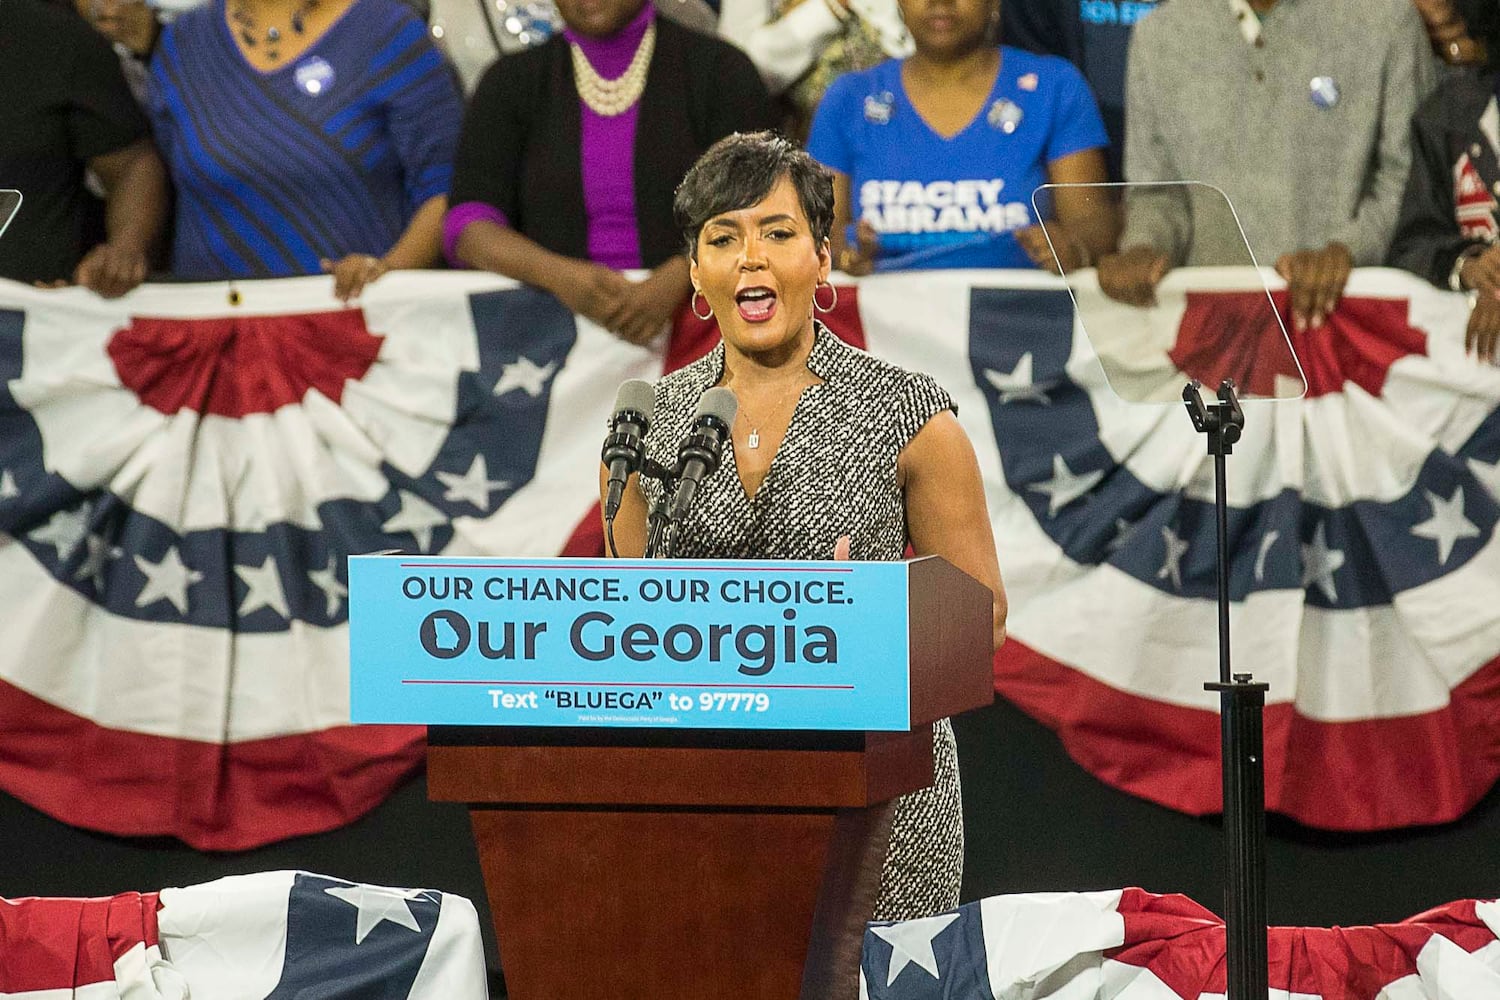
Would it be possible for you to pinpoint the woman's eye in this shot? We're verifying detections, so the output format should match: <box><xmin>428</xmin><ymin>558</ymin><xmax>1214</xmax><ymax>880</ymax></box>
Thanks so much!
<box><xmin>708</xmin><ymin>234</ymin><xmax>733</xmax><ymax>247</ymax></box>
<box><xmin>769</xmin><ymin>230</ymin><xmax>794</xmax><ymax>240</ymax></box>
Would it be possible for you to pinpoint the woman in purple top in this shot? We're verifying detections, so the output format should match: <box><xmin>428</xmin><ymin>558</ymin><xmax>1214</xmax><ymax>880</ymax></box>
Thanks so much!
<box><xmin>445</xmin><ymin>0</ymin><xmax>776</xmax><ymax>344</ymax></box>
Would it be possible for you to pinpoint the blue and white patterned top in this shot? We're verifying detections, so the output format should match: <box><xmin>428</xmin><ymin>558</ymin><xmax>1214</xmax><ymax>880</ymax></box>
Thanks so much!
<box><xmin>149</xmin><ymin>0</ymin><xmax>463</xmax><ymax>279</ymax></box>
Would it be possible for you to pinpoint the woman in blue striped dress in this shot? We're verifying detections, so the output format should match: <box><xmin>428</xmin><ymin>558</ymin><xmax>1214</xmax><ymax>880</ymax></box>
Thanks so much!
<box><xmin>148</xmin><ymin>0</ymin><xmax>464</xmax><ymax>298</ymax></box>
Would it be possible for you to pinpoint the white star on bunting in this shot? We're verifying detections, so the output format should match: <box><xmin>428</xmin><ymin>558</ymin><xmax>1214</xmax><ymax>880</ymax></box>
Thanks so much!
<box><xmin>1410</xmin><ymin>487</ymin><xmax>1481</xmax><ymax>565</ymax></box>
<box><xmin>324</xmin><ymin>883</ymin><xmax>425</xmax><ymax>945</ymax></box>
<box><xmin>1028</xmin><ymin>454</ymin><xmax>1104</xmax><ymax>517</ymax></box>
<box><xmin>1301</xmin><ymin>522</ymin><xmax>1345</xmax><ymax>602</ymax></box>
<box><xmin>1465</xmin><ymin>456</ymin><xmax>1500</xmax><ymax>499</ymax></box>
<box><xmin>75</xmin><ymin>534</ymin><xmax>121</xmax><ymax>591</ymax></box>
<box><xmin>1156</xmin><ymin>525</ymin><xmax>1190</xmax><ymax>591</ymax></box>
<box><xmin>436</xmin><ymin>454</ymin><xmax>510</xmax><ymax>511</ymax></box>
<box><xmin>30</xmin><ymin>505</ymin><xmax>91</xmax><ymax>561</ymax></box>
<box><xmin>382</xmin><ymin>490</ymin><xmax>447</xmax><ymax>553</ymax></box>
<box><xmin>1254</xmin><ymin>530</ymin><xmax>1281</xmax><ymax>583</ymax></box>
<box><xmin>1106</xmin><ymin>517</ymin><xmax>1137</xmax><ymax>554</ymax></box>
<box><xmin>493</xmin><ymin>357</ymin><xmax>558</xmax><ymax>398</ymax></box>
<box><xmin>984</xmin><ymin>352</ymin><xmax>1052</xmax><ymax>404</ymax></box>
<box><xmin>133</xmin><ymin>546</ymin><xmax>204</xmax><ymax>614</ymax></box>
<box><xmin>236</xmin><ymin>555</ymin><xmax>289</xmax><ymax>619</ymax></box>
<box><xmin>870</xmin><ymin>912</ymin><xmax>961</xmax><ymax>986</ymax></box>
<box><xmin>309</xmin><ymin>556</ymin><xmax>348</xmax><ymax>618</ymax></box>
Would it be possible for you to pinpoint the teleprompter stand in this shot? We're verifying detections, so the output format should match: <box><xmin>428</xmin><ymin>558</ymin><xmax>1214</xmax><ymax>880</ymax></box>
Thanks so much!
<box><xmin>426</xmin><ymin>556</ymin><xmax>994</xmax><ymax>1000</ymax></box>
<box><xmin>1182</xmin><ymin>378</ymin><xmax>1269</xmax><ymax>1000</ymax></box>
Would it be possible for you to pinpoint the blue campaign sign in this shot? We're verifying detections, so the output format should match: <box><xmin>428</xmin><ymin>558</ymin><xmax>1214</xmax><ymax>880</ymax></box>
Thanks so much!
<box><xmin>348</xmin><ymin>556</ymin><xmax>913</xmax><ymax>730</ymax></box>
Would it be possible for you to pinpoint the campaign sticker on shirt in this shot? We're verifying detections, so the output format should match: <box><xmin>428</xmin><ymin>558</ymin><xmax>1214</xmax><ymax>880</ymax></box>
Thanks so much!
<box><xmin>864</xmin><ymin>92</ymin><xmax>895</xmax><ymax>125</ymax></box>
<box><xmin>1017</xmin><ymin>72</ymin><xmax>1039</xmax><ymax>92</ymax></box>
<box><xmin>1308</xmin><ymin>76</ymin><xmax>1339</xmax><ymax>110</ymax></box>
<box><xmin>295</xmin><ymin>57</ymin><xmax>336</xmax><ymax>97</ymax></box>
<box><xmin>987</xmin><ymin>99</ymin><xmax>1023</xmax><ymax>134</ymax></box>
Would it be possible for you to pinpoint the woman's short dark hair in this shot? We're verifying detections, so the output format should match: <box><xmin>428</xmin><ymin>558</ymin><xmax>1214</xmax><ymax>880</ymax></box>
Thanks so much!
<box><xmin>673</xmin><ymin>131</ymin><xmax>836</xmax><ymax>257</ymax></box>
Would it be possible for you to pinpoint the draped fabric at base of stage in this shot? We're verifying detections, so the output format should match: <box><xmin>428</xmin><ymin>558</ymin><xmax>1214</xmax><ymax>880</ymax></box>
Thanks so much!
<box><xmin>860</xmin><ymin>889</ymin><xmax>1500</xmax><ymax>1000</ymax></box>
<box><xmin>0</xmin><ymin>871</ymin><xmax>488</xmax><ymax>999</ymax></box>
<box><xmin>685</xmin><ymin>267</ymin><xmax>1500</xmax><ymax>832</ymax></box>
<box><xmin>0</xmin><ymin>274</ymin><xmax>651</xmax><ymax>850</ymax></box>
<box><xmin>0</xmin><ymin>267</ymin><xmax>1496</xmax><ymax>849</ymax></box>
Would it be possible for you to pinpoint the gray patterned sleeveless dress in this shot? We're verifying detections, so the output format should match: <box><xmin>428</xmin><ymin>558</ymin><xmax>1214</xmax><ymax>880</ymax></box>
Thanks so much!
<box><xmin>638</xmin><ymin>324</ymin><xmax>964</xmax><ymax>921</ymax></box>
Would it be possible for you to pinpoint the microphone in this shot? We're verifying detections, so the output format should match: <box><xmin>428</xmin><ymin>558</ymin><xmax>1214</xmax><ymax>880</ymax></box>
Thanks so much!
<box><xmin>668</xmin><ymin>387</ymin><xmax>738</xmax><ymax>523</ymax></box>
<box><xmin>601</xmin><ymin>379</ymin><xmax>655</xmax><ymax>520</ymax></box>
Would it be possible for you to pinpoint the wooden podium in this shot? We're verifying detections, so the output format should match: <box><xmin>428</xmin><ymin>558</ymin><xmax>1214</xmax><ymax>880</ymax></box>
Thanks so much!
<box><xmin>425</xmin><ymin>557</ymin><xmax>994</xmax><ymax>999</ymax></box>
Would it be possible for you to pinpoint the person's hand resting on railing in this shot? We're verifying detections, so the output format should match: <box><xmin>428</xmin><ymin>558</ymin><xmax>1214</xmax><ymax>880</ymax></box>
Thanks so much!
<box><xmin>1456</xmin><ymin>245</ymin><xmax>1500</xmax><ymax>363</ymax></box>
<box><xmin>834</xmin><ymin>219</ymin><xmax>880</xmax><ymax>277</ymax></box>
<box><xmin>1466</xmin><ymin>295</ymin><xmax>1500</xmax><ymax>363</ymax></box>
<box><xmin>72</xmin><ymin>241</ymin><xmax>150</xmax><ymax>299</ymax></box>
<box><xmin>1015</xmin><ymin>222</ymin><xmax>1092</xmax><ymax>275</ymax></box>
<box><xmin>1275</xmin><ymin>241</ymin><xmax>1352</xmax><ymax>332</ymax></box>
<box><xmin>1097</xmin><ymin>245</ymin><xmax>1170</xmax><ymax>307</ymax></box>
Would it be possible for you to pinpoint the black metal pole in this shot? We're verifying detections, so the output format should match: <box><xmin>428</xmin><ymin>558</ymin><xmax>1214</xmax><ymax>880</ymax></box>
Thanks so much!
<box><xmin>1215</xmin><ymin>449</ymin><xmax>1231</xmax><ymax>686</ymax></box>
<box><xmin>1183</xmin><ymin>380</ymin><xmax>1268</xmax><ymax>1000</ymax></box>
<box><xmin>1205</xmin><ymin>676</ymin><xmax>1269</xmax><ymax>1000</ymax></box>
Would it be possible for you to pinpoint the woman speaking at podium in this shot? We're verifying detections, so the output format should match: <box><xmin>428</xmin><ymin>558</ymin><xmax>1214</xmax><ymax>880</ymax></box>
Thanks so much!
<box><xmin>603</xmin><ymin>131</ymin><xmax>1005</xmax><ymax>935</ymax></box>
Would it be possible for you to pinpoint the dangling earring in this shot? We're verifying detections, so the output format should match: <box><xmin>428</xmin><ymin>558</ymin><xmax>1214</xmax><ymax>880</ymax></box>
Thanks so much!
<box><xmin>691</xmin><ymin>288</ymin><xmax>713</xmax><ymax>320</ymax></box>
<box><xmin>813</xmin><ymin>281</ymin><xmax>838</xmax><ymax>314</ymax></box>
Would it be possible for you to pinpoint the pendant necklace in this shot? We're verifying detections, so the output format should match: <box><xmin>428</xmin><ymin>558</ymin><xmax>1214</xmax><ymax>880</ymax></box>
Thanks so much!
<box><xmin>230</xmin><ymin>0</ymin><xmax>321</xmax><ymax>63</ymax></box>
<box><xmin>737</xmin><ymin>381</ymin><xmax>806</xmax><ymax>450</ymax></box>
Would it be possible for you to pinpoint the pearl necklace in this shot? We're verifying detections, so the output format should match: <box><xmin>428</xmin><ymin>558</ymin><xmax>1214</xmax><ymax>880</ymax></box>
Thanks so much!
<box><xmin>569</xmin><ymin>22</ymin><xmax>656</xmax><ymax>117</ymax></box>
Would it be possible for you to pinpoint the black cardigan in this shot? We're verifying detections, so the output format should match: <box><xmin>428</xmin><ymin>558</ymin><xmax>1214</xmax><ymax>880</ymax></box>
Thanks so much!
<box><xmin>451</xmin><ymin>18</ymin><xmax>776</xmax><ymax>268</ymax></box>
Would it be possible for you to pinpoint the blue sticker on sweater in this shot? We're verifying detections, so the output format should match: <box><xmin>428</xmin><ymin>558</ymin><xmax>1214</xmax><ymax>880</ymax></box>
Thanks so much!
<box><xmin>1309</xmin><ymin>76</ymin><xmax>1339</xmax><ymax>109</ymax></box>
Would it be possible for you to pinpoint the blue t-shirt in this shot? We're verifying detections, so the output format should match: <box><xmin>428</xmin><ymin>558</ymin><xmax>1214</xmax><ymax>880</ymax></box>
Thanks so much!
<box><xmin>807</xmin><ymin>48</ymin><xmax>1108</xmax><ymax>271</ymax></box>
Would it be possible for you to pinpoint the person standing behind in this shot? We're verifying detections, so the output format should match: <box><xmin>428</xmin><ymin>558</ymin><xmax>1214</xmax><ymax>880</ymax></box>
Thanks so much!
<box><xmin>805</xmin><ymin>0</ymin><xmax>1117</xmax><ymax>275</ymax></box>
<box><xmin>1387</xmin><ymin>0</ymin><xmax>1500</xmax><ymax>359</ymax></box>
<box><xmin>427</xmin><ymin>0</ymin><xmax>719</xmax><ymax>96</ymax></box>
<box><xmin>1098</xmin><ymin>0</ymin><xmax>1435</xmax><ymax>333</ymax></box>
<box><xmin>446</xmin><ymin>0</ymin><xmax>776</xmax><ymax>345</ymax></box>
<box><xmin>73</xmin><ymin>0</ymin><xmax>164</xmax><ymax>104</ymax></box>
<box><xmin>999</xmin><ymin>0</ymin><xmax>1161</xmax><ymax>179</ymax></box>
<box><xmin>148</xmin><ymin>0</ymin><xmax>463</xmax><ymax>298</ymax></box>
<box><xmin>0</xmin><ymin>0</ymin><xmax>167</xmax><ymax>297</ymax></box>
<box><xmin>718</xmin><ymin>0</ymin><xmax>912</xmax><ymax>139</ymax></box>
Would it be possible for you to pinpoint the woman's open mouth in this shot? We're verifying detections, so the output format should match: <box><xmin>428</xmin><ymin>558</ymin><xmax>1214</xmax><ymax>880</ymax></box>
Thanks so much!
<box><xmin>735</xmin><ymin>286</ymin><xmax>778</xmax><ymax>323</ymax></box>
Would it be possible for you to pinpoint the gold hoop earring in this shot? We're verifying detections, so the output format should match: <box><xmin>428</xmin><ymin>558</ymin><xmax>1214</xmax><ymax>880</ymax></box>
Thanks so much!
<box><xmin>813</xmin><ymin>281</ymin><xmax>838</xmax><ymax>314</ymax></box>
<box><xmin>691</xmin><ymin>289</ymin><xmax>713</xmax><ymax>320</ymax></box>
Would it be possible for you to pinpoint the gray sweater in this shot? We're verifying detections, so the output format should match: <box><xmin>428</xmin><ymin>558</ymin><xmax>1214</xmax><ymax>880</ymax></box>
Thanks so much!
<box><xmin>1120</xmin><ymin>0</ymin><xmax>1435</xmax><ymax>268</ymax></box>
